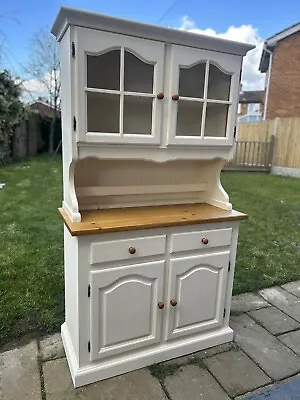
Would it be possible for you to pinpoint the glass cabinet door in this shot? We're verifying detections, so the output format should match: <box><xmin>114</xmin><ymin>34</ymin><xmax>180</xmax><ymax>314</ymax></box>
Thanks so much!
<box><xmin>167</xmin><ymin>45</ymin><xmax>241</xmax><ymax>146</ymax></box>
<box><xmin>75</xmin><ymin>28</ymin><xmax>165</xmax><ymax>144</ymax></box>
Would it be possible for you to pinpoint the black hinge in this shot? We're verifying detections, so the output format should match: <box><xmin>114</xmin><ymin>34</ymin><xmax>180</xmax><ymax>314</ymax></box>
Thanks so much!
<box><xmin>71</xmin><ymin>42</ymin><xmax>75</xmax><ymax>58</ymax></box>
<box><xmin>73</xmin><ymin>116</ymin><xmax>77</xmax><ymax>131</ymax></box>
<box><xmin>233</xmin><ymin>126</ymin><xmax>237</xmax><ymax>139</ymax></box>
<box><xmin>228</xmin><ymin>262</ymin><xmax>231</xmax><ymax>272</ymax></box>
<box><xmin>223</xmin><ymin>309</ymin><xmax>226</xmax><ymax>318</ymax></box>
<box><xmin>88</xmin><ymin>341</ymin><xmax>91</xmax><ymax>352</ymax></box>
<box><xmin>88</xmin><ymin>284</ymin><xmax>91</xmax><ymax>297</ymax></box>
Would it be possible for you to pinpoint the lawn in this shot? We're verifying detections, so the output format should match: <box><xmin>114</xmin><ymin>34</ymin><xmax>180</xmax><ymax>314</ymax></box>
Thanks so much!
<box><xmin>0</xmin><ymin>156</ymin><xmax>300</xmax><ymax>347</ymax></box>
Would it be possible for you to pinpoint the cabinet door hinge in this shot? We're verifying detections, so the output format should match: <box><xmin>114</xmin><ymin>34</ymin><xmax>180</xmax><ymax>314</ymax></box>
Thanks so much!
<box><xmin>228</xmin><ymin>262</ymin><xmax>231</xmax><ymax>272</ymax></box>
<box><xmin>223</xmin><ymin>309</ymin><xmax>226</xmax><ymax>318</ymax></box>
<box><xmin>88</xmin><ymin>341</ymin><xmax>91</xmax><ymax>352</ymax></box>
<box><xmin>73</xmin><ymin>116</ymin><xmax>77</xmax><ymax>131</ymax></box>
<box><xmin>71</xmin><ymin>42</ymin><xmax>75</xmax><ymax>58</ymax></box>
<box><xmin>88</xmin><ymin>284</ymin><xmax>91</xmax><ymax>297</ymax></box>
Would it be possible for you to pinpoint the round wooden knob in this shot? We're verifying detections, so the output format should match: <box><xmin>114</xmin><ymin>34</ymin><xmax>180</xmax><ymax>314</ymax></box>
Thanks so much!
<box><xmin>157</xmin><ymin>302</ymin><xmax>165</xmax><ymax>309</ymax></box>
<box><xmin>172</xmin><ymin>94</ymin><xmax>179</xmax><ymax>101</ymax></box>
<box><xmin>157</xmin><ymin>92</ymin><xmax>164</xmax><ymax>99</ymax></box>
<box><xmin>128</xmin><ymin>247</ymin><xmax>136</xmax><ymax>254</ymax></box>
<box><xmin>170</xmin><ymin>299</ymin><xmax>177</xmax><ymax>306</ymax></box>
<box><xmin>201</xmin><ymin>238</ymin><xmax>209</xmax><ymax>245</ymax></box>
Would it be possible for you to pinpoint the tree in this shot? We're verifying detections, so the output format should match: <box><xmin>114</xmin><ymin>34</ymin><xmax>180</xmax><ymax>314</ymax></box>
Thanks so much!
<box><xmin>0</xmin><ymin>70</ymin><xmax>24</xmax><ymax>163</ymax></box>
<box><xmin>25</xmin><ymin>27</ymin><xmax>60</xmax><ymax>154</ymax></box>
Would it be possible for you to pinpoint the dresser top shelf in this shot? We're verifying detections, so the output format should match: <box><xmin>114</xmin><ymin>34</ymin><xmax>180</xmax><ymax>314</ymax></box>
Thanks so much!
<box><xmin>59</xmin><ymin>203</ymin><xmax>248</xmax><ymax>236</ymax></box>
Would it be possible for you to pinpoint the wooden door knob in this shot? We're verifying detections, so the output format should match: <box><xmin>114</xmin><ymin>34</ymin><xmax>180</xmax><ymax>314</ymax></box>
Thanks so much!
<box><xmin>201</xmin><ymin>238</ymin><xmax>209</xmax><ymax>245</ymax></box>
<box><xmin>157</xmin><ymin>92</ymin><xmax>164</xmax><ymax>99</ymax></box>
<box><xmin>157</xmin><ymin>302</ymin><xmax>165</xmax><ymax>309</ymax></box>
<box><xmin>170</xmin><ymin>299</ymin><xmax>177</xmax><ymax>306</ymax></box>
<box><xmin>128</xmin><ymin>247</ymin><xmax>136</xmax><ymax>254</ymax></box>
<box><xmin>172</xmin><ymin>94</ymin><xmax>179</xmax><ymax>101</ymax></box>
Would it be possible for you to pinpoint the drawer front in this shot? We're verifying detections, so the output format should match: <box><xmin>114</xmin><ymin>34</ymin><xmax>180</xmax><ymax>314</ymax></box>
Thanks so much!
<box><xmin>170</xmin><ymin>228</ymin><xmax>232</xmax><ymax>253</ymax></box>
<box><xmin>91</xmin><ymin>235</ymin><xmax>166</xmax><ymax>264</ymax></box>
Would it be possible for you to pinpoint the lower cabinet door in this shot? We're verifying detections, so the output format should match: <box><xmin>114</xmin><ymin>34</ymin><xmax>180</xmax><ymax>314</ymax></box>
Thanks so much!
<box><xmin>166</xmin><ymin>251</ymin><xmax>230</xmax><ymax>340</ymax></box>
<box><xmin>90</xmin><ymin>261</ymin><xmax>165</xmax><ymax>361</ymax></box>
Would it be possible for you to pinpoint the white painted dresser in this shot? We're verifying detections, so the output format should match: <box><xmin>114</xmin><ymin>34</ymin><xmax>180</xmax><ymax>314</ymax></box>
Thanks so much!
<box><xmin>52</xmin><ymin>7</ymin><xmax>253</xmax><ymax>387</ymax></box>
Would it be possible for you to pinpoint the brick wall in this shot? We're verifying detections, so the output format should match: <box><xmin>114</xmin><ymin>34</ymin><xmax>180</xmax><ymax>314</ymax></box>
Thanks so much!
<box><xmin>267</xmin><ymin>31</ymin><xmax>300</xmax><ymax>119</ymax></box>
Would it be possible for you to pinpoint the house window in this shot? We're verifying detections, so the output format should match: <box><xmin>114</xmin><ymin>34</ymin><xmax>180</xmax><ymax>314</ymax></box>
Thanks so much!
<box><xmin>248</xmin><ymin>103</ymin><xmax>260</xmax><ymax>114</ymax></box>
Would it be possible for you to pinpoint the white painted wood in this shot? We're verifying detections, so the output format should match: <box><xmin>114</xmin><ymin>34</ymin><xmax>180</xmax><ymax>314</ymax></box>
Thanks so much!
<box><xmin>166</xmin><ymin>251</ymin><xmax>230</xmax><ymax>340</ymax></box>
<box><xmin>76</xmin><ymin>183</ymin><xmax>208</xmax><ymax>197</ymax></box>
<box><xmin>75</xmin><ymin>27</ymin><xmax>165</xmax><ymax>144</ymax></box>
<box><xmin>167</xmin><ymin>45</ymin><xmax>241</xmax><ymax>146</ymax></box>
<box><xmin>90</xmin><ymin>235</ymin><xmax>166</xmax><ymax>264</ymax></box>
<box><xmin>52</xmin><ymin>7</ymin><xmax>254</xmax><ymax>57</ymax></box>
<box><xmin>55</xmin><ymin>8</ymin><xmax>247</xmax><ymax>388</ymax></box>
<box><xmin>90</xmin><ymin>261</ymin><xmax>165</xmax><ymax>360</ymax></box>
<box><xmin>170</xmin><ymin>228</ymin><xmax>232</xmax><ymax>253</ymax></box>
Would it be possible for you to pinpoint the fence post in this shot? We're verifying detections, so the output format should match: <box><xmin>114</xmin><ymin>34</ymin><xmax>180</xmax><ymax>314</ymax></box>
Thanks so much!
<box><xmin>270</xmin><ymin>118</ymin><xmax>279</xmax><ymax>170</ymax></box>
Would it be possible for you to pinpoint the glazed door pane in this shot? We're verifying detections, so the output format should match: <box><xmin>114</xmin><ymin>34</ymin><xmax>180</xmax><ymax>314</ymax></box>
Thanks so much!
<box><xmin>90</xmin><ymin>261</ymin><xmax>165</xmax><ymax>361</ymax></box>
<box><xmin>166</xmin><ymin>252</ymin><xmax>230</xmax><ymax>340</ymax></box>
<box><xmin>76</xmin><ymin>27</ymin><xmax>164</xmax><ymax>144</ymax></box>
<box><xmin>167</xmin><ymin>45</ymin><xmax>241</xmax><ymax>146</ymax></box>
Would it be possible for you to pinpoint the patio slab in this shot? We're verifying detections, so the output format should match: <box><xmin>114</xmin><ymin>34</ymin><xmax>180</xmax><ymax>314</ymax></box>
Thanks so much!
<box><xmin>43</xmin><ymin>358</ymin><xmax>167</xmax><ymax>400</ymax></box>
<box><xmin>282</xmin><ymin>281</ymin><xmax>300</xmax><ymax>298</ymax></box>
<box><xmin>164</xmin><ymin>364</ymin><xmax>230</xmax><ymax>400</ymax></box>
<box><xmin>204</xmin><ymin>349</ymin><xmax>271</xmax><ymax>397</ymax></box>
<box><xmin>259</xmin><ymin>287</ymin><xmax>300</xmax><ymax>321</ymax></box>
<box><xmin>39</xmin><ymin>333</ymin><xmax>65</xmax><ymax>361</ymax></box>
<box><xmin>231</xmin><ymin>293</ymin><xmax>270</xmax><ymax>313</ymax></box>
<box><xmin>278</xmin><ymin>330</ymin><xmax>300</xmax><ymax>356</ymax></box>
<box><xmin>230</xmin><ymin>314</ymin><xmax>300</xmax><ymax>380</ymax></box>
<box><xmin>0</xmin><ymin>340</ymin><xmax>41</xmax><ymax>400</ymax></box>
<box><xmin>248</xmin><ymin>306</ymin><xmax>300</xmax><ymax>335</ymax></box>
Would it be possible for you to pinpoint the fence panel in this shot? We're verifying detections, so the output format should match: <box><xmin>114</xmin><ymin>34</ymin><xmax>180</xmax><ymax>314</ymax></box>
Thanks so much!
<box><xmin>273</xmin><ymin>117</ymin><xmax>300</xmax><ymax>168</ymax></box>
<box><xmin>226</xmin><ymin>137</ymin><xmax>274</xmax><ymax>171</ymax></box>
<box><xmin>238</xmin><ymin>120</ymin><xmax>275</xmax><ymax>142</ymax></box>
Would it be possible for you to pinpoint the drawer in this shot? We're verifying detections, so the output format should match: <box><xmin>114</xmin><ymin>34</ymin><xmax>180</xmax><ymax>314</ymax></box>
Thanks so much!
<box><xmin>90</xmin><ymin>235</ymin><xmax>166</xmax><ymax>264</ymax></box>
<box><xmin>170</xmin><ymin>228</ymin><xmax>232</xmax><ymax>253</ymax></box>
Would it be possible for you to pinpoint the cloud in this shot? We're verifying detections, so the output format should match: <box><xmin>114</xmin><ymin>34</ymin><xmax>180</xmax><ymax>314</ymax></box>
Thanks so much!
<box><xmin>178</xmin><ymin>16</ymin><xmax>265</xmax><ymax>91</ymax></box>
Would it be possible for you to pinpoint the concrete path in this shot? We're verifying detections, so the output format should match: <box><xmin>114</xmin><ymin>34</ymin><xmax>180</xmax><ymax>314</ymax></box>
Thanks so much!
<box><xmin>2</xmin><ymin>280</ymin><xmax>300</xmax><ymax>399</ymax></box>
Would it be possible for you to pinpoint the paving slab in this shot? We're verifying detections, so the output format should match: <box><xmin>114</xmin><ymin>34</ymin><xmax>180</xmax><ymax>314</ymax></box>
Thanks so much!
<box><xmin>43</xmin><ymin>358</ymin><xmax>167</xmax><ymax>400</ymax></box>
<box><xmin>259</xmin><ymin>287</ymin><xmax>300</xmax><ymax>321</ymax></box>
<box><xmin>204</xmin><ymin>349</ymin><xmax>271</xmax><ymax>397</ymax></box>
<box><xmin>230</xmin><ymin>314</ymin><xmax>300</xmax><ymax>380</ymax></box>
<box><xmin>231</xmin><ymin>293</ymin><xmax>270</xmax><ymax>313</ymax></box>
<box><xmin>282</xmin><ymin>281</ymin><xmax>300</xmax><ymax>298</ymax></box>
<box><xmin>248</xmin><ymin>306</ymin><xmax>300</xmax><ymax>335</ymax></box>
<box><xmin>39</xmin><ymin>333</ymin><xmax>65</xmax><ymax>361</ymax></box>
<box><xmin>279</xmin><ymin>330</ymin><xmax>300</xmax><ymax>356</ymax></box>
<box><xmin>0</xmin><ymin>340</ymin><xmax>41</xmax><ymax>400</ymax></box>
<box><xmin>162</xmin><ymin>342</ymin><xmax>235</xmax><ymax>366</ymax></box>
<box><xmin>164</xmin><ymin>364</ymin><xmax>230</xmax><ymax>400</ymax></box>
<box><xmin>236</xmin><ymin>375</ymin><xmax>300</xmax><ymax>400</ymax></box>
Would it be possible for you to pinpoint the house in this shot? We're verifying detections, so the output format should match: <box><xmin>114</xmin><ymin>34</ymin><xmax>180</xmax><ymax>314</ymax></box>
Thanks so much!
<box><xmin>259</xmin><ymin>22</ymin><xmax>300</xmax><ymax>119</ymax></box>
<box><xmin>30</xmin><ymin>101</ymin><xmax>61</xmax><ymax>119</ymax></box>
<box><xmin>238</xmin><ymin>90</ymin><xmax>264</xmax><ymax>122</ymax></box>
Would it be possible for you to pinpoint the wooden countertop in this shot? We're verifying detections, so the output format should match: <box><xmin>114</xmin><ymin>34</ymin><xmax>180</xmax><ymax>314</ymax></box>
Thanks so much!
<box><xmin>59</xmin><ymin>203</ymin><xmax>248</xmax><ymax>236</ymax></box>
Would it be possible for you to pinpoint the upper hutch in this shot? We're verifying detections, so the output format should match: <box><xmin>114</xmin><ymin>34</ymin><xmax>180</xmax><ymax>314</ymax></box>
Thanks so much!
<box><xmin>52</xmin><ymin>7</ymin><xmax>253</xmax><ymax>223</ymax></box>
<box><xmin>52</xmin><ymin>7</ymin><xmax>253</xmax><ymax>388</ymax></box>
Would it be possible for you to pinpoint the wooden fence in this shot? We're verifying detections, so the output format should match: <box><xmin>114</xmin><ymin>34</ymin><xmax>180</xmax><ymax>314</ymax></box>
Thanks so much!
<box><xmin>227</xmin><ymin>117</ymin><xmax>300</xmax><ymax>171</ymax></box>
<box><xmin>226</xmin><ymin>137</ymin><xmax>274</xmax><ymax>171</ymax></box>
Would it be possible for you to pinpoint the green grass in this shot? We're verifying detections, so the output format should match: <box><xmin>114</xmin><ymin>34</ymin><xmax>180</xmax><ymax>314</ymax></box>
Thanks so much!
<box><xmin>222</xmin><ymin>171</ymin><xmax>300</xmax><ymax>294</ymax></box>
<box><xmin>0</xmin><ymin>157</ymin><xmax>300</xmax><ymax>347</ymax></box>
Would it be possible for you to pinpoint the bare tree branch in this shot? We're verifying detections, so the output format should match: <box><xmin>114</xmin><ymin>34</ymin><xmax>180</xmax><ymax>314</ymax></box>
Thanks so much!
<box><xmin>25</xmin><ymin>27</ymin><xmax>61</xmax><ymax>153</ymax></box>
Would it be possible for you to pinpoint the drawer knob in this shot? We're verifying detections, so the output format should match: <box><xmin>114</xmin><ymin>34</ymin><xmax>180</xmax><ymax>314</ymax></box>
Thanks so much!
<box><xmin>201</xmin><ymin>238</ymin><xmax>209</xmax><ymax>245</ymax></box>
<box><xmin>170</xmin><ymin>299</ymin><xmax>177</xmax><ymax>307</ymax></box>
<box><xmin>158</xmin><ymin>302</ymin><xmax>165</xmax><ymax>309</ymax></box>
<box><xmin>172</xmin><ymin>94</ymin><xmax>179</xmax><ymax>101</ymax></box>
<box><xmin>157</xmin><ymin>92</ymin><xmax>164</xmax><ymax>99</ymax></box>
<box><xmin>128</xmin><ymin>247</ymin><xmax>136</xmax><ymax>254</ymax></box>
